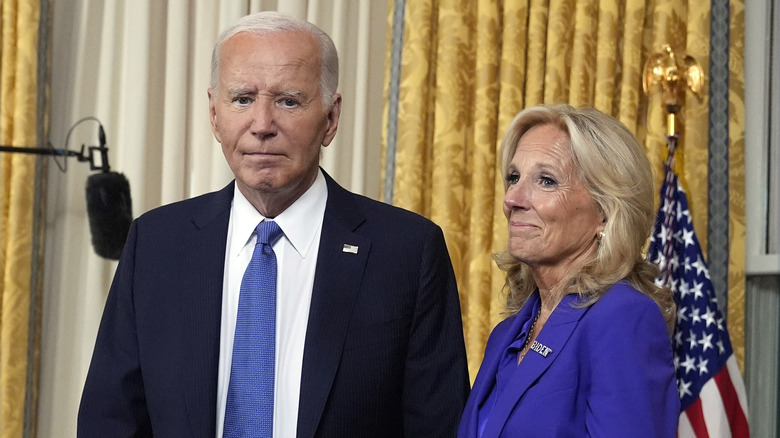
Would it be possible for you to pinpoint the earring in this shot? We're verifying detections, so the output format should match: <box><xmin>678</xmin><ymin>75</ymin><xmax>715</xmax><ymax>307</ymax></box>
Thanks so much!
<box><xmin>597</xmin><ymin>231</ymin><xmax>605</xmax><ymax>243</ymax></box>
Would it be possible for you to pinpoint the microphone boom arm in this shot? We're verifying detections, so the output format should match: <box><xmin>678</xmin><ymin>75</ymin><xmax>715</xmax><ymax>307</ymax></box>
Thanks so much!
<box><xmin>0</xmin><ymin>143</ymin><xmax>110</xmax><ymax>172</ymax></box>
<box><xmin>0</xmin><ymin>117</ymin><xmax>110</xmax><ymax>172</ymax></box>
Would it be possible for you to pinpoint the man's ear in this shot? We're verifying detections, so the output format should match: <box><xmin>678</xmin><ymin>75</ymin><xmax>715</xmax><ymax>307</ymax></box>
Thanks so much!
<box><xmin>208</xmin><ymin>89</ymin><xmax>222</xmax><ymax>143</ymax></box>
<box><xmin>322</xmin><ymin>94</ymin><xmax>342</xmax><ymax>147</ymax></box>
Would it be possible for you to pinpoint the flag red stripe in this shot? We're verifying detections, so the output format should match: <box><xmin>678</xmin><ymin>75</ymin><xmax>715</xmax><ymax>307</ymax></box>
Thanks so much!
<box><xmin>713</xmin><ymin>365</ymin><xmax>750</xmax><ymax>437</ymax></box>
<box><xmin>684</xmin><ymin>397</ymin><xmax>710</xmax><ymax>438</ymax></box>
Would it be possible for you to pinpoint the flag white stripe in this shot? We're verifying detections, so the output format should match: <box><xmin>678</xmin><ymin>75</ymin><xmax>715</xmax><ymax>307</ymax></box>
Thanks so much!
<box><xmin>700</xmin><ymin>378</ymin><xmax>730</xmax><ymax>437</ymax></box>
<box><xmin>726</xmin><ymin>355</ymin><xmax>749</xmax><ymax>418</ymax></box>
<box><xmin>678</xmin><ymin>412</ymin><xmax>696</xmax><ymax>437</ymax></box>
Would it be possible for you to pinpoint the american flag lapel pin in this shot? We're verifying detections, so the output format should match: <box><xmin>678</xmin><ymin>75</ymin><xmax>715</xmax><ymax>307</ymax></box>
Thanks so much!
<box><xmin>342</xmin><ymin>244</ymin><xmax>359</xmax><ymax>254</ymax></box>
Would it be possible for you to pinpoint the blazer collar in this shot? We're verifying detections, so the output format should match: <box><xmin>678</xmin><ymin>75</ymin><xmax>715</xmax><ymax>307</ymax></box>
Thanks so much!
<box><xmin>191</xmin><ymin>182</ymin><xmax>235</xmax><ymax>229</ymax></box>
<box><xmin>480</xmin><ymin>293</ymin><xmax>588</xmax><ymax>437</ymax></box>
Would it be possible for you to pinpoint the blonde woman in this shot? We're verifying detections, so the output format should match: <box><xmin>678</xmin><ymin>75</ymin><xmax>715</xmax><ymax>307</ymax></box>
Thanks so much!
<box><xmin>459</xmin><ymin>104</ymin><xmax>678</xmax><ymax>437</ymax></box>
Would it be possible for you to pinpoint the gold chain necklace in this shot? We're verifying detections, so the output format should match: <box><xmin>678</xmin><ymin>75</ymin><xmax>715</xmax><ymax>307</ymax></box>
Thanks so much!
<box><xmin>518</xmin><ymin>309</ymin><xmax>541</xmax><ymax>363</ymax></box>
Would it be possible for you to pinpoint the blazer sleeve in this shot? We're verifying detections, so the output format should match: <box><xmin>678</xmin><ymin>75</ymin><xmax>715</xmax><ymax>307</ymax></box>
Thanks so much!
<box><xmin>402</xmin><ymin>224</ymin><xmax>470</xmax><ymax>436</ymax></box>
<box><xmin>582</xmin><ymin>295</ymin><xmax>680</xmax><ymax>437</ymax></box>
<box><xmin>77</xmin><ymin>221</ymin><xmax>152</xmax><ymax>437</ymax></box>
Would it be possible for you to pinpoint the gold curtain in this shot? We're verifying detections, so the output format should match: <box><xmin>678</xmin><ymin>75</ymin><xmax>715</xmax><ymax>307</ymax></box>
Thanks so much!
<box><xmin>383</xmin><ymin>0</ymin><xmax>745</xmax><ymax>381</ymax></box>
<box><xmin>0</xmin><ymin>0</ymin><xmax>45</xmax><ymax>436</ymax></box>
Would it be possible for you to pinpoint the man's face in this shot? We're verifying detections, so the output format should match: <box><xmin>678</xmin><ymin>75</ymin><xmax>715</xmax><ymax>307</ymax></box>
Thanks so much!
<box><xmin>209</xmin><ymin>31</ymin><xmax>340</xmax><ymax>214</ymax></box>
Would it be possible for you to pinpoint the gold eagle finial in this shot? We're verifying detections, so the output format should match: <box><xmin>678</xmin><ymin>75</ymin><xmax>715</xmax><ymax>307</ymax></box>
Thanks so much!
<box><xmin>643</xmin><ymin>44</ymin><xmax>705</xmax><ymax>134</ymax></box>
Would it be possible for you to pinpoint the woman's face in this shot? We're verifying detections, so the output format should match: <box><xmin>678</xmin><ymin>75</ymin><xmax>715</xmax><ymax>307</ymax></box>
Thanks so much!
<box><xmin>503</xmin><ymin>124</ymin><xmax>604</xmax><ymax>280</ymax></box>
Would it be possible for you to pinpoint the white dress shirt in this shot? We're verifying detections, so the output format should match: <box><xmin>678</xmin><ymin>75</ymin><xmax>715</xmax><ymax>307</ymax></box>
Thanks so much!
<box><xmin>216</xmin><ymin>170</ymin><xmax>327</xmax><ymax>437</ymax></box>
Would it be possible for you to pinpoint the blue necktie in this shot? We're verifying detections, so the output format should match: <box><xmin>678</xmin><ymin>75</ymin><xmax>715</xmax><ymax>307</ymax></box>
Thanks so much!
<box><xmin>224</xmin><ymin>220</ymin><xmax>283</xmax><ymax>437</ymax></box>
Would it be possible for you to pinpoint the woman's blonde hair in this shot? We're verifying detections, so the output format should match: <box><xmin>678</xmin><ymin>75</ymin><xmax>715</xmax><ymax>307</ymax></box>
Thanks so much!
<box><xmin>494</xmin><ymin>104</ymin><xmax>675</xmax><ymax>332</ymax></box>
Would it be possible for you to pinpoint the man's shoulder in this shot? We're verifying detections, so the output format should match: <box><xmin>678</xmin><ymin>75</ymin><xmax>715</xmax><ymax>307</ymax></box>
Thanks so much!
<box><xmin>135</xmin><ymin>183</ymin><xmax>233</xmax><ymax>226</ymax></box>
<box><xmin>354</xmin><ymin>192</ymin><xmax>430</xmax><ymax>220</ymax></box>
<box><xmin>330</xmin><ymin>183</ymin><xmax>439</xmax><ymax>231</ymax></box>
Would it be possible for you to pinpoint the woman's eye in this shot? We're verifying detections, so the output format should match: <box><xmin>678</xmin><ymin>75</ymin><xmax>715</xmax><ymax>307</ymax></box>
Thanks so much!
<box><xmin>506</xmin><ymin>172</ymin><xmax>520</xmax><ymax>185</ymax></box>
<box><xmin>540</xmin><ymin>176</ymin><xmax>557</xmax><ymax>187</ymax></box>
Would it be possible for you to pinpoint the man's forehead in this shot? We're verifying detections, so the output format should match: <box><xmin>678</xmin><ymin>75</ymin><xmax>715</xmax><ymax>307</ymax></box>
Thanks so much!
<box><xmin>221</xmin><ymin>32</ymin><xmax>321</xmax><ymax>70</ymax></box>
<box><xmin>226</xmin><ymin>29</ymin><xmax>318</xmax><ymax>51</ymax></box>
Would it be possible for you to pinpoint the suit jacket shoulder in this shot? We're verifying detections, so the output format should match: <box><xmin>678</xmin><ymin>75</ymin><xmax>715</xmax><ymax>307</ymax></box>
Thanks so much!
<box><xmin>133</xmin><ymin>182</ymin><xmax>234</xmax><ymax>231</ymax></box>
<box><xmin>321</xmin><ymin>172</ymin><xmax>444</xmax><ymax>238</ymax></box>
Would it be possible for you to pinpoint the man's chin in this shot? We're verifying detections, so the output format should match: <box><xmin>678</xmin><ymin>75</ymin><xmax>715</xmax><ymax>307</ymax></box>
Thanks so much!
<box><xmin>235</xmin><ymin>167</ymin><xmax>318</xmax><ymax>198</ymax></box>
<box><xmin>240</xmin><ymin>179</ymin><xmax>284</xmax><ymax>193</ymax></box>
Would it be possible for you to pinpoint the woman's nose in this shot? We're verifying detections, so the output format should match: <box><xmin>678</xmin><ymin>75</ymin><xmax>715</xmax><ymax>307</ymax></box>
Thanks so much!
<box><xmin>504</xmin><ymin>183</ymin><xmax>530</xmax><ymax>210</ymax></box>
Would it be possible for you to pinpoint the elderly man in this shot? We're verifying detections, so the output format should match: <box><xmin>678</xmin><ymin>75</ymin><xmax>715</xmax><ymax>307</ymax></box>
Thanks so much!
<box><xmin>78</xmin><ymin>11</ymin><xmax>469</xmax><ymax>438</ymax></box>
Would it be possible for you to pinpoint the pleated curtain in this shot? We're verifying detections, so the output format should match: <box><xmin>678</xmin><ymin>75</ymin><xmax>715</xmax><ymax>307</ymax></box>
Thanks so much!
<box><xmin>0</xmin><ymin>0</ymin><xmax>47</xmax><ymax>436</ymax></box>
<box><xmin>382</xmin><ymin>0</ymin><xmax>746</xmax><ymax>381</ymax></box>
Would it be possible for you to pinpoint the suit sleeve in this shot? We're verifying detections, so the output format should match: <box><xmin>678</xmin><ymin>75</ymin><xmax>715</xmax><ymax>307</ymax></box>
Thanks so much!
<box><xmin>402</xmin><ymin>225</ymin><xmax>470</xmax><ymax>437</ymax></box>
<box><xmin>583</xmin><ymin>297</ymin><xmax>680</xmax><ymax>437</ymax></box>
<box><xmin>77</xmin><ymin>221</ymin><xmax>153</xmax><ymax>437</ymax></box>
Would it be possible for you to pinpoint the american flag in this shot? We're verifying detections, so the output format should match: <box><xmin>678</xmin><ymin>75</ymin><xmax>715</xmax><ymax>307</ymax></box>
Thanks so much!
<box><xmin>647</xmin><ymin>135</ymin><xmax>749</xmax><ymax>437</ymax></box>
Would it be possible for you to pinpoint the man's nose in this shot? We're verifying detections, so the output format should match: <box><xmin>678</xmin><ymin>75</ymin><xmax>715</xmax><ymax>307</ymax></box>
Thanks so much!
<box><xmin>250</xmin><ymin>101</ymin><xmax>276</xmax><ymax>137</ymax></box>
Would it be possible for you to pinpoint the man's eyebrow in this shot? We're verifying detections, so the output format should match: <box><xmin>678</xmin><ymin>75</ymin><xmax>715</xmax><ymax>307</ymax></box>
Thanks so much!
<box><xmin>225</xmin><ymin>86</ymin><xmax>256</xmax><ymax>96</ymax></box>
<box><xmin>276</xmin><ymin>90</ymin><xmax>306</xmax><ymax>99</ymax></box>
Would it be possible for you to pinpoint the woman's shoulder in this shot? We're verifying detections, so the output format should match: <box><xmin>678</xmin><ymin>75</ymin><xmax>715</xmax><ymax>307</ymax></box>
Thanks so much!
<box><xmin>594</xmin><ymin>281</ymin><xmax>658</xmax><ymax>309</ymax></box>
<box><xmin>583</xmin><ymin>281</ymin><xmax>668</xmax><ymax>331</ymax></box>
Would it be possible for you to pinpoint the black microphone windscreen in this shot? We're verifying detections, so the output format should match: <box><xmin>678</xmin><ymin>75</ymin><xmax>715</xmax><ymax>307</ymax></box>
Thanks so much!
<box><xmin>85</xmin><ymin>172</ymin><xmax>133</xmax><ymax>260</ymax></box>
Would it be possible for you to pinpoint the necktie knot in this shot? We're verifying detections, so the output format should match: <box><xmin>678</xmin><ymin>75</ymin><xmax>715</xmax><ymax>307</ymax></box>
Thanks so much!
<box><xmin>256</xmin><ymin>220</ymin><xmax>283</xmax><ymax>246</ymax></box>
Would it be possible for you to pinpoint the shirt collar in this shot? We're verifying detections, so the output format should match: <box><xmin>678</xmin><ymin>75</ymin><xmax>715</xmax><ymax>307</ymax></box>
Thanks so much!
<box><xmin>231</xmin><ymin>169</ymin><xmax>328</xmax><ymax>257</ymax></box>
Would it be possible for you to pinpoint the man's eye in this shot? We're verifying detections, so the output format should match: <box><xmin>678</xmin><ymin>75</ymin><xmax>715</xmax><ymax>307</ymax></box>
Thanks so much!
<box><xmin>505</xmin><ymin>172</ymin><xmax>520</xmax><ymax>185</ymax></box>
<box><xmin>235</xmin><ymin>97</ymin><xmax>252</xmax><ymax>105</ymax></box>
<box><xmin>279</xmin><ymin>98</ymin><xmax>299</xmax><ymax>108</ymax></box>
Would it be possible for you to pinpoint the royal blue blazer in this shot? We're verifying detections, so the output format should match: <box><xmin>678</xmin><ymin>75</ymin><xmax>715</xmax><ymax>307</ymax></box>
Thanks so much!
<box><xmin>459</xmin><ymin>282</ymin><xmax>679</xmax><ymax>437</ymax></box>
<box><xmin>78</xmin><ymin>170</ymin><xmax>469</xmax><ymax>437</ymax></box>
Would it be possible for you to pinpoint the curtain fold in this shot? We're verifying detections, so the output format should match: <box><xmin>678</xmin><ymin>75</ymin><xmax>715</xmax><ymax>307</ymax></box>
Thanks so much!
<box><xmin>385</xmin><ymin>0</ymin><xmax>745</xmax><ymax>381</ymax></box>
<box><xmin>0</xmin><ymin>0</ymin><xmax>45</xmax><ymax>436</ymax></box>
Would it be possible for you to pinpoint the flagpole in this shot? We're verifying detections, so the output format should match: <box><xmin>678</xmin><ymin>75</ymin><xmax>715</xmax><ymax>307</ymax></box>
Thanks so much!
<box><xmin>644</xmin><ymin>45</ymin><xmax>750</xmax><ymax>437</ymax></box>
<box><xmin>642</xmin><ymin>44</ymin><xmax>703</xmax><ymax>286</ymax></box>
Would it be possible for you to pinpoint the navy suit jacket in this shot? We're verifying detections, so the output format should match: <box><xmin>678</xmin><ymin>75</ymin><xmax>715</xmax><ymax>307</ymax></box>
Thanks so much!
<box><xmin>78</xmin><ymin>170</ymin><xmax>469</xmax><ymax>437</ymax></box>
<box><xmin>458</xmin><ymin>282</ymin><xmax>679</xmax><ymax>437</ymax></box>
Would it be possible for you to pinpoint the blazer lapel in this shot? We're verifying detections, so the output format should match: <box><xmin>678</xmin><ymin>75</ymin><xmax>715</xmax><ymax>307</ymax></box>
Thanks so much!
<box><xmin>482</xmin><ymin>294</ymin><xmax>588</xmax><ymax>437</ymax></box>
<box><xmin>180</xmin><ymin>183</ymin><xmax>233</xmax><ymax>436</ymax></box>
<box><xmin>461</xmin><ymin>296</ymin><xmax>538</xmax><ymax>437</ymax></box>
<box><xmin>297</xmin><ymin>171</ymin><xmax>370</xmax><ymax>438</ymax></box>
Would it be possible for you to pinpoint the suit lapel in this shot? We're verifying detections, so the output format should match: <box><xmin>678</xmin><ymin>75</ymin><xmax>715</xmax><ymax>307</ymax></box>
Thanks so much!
<box><xmin>180</xmin><ymin>183</ymin><xmax>233</xmax><ymax>436</ymax></box>
<box><xmin>297</xmin><ymin>172</ymin><xmax>370</xmax><ymax>438</ymax></box>
<box><xmin>482</xmin><ymin>294</ymin><xmax>588</xmax><ymax>437</ymax></box>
